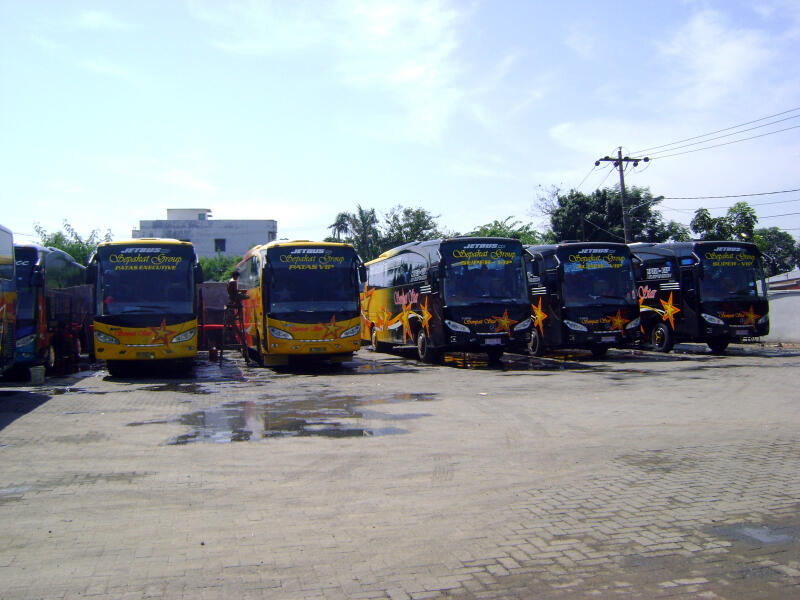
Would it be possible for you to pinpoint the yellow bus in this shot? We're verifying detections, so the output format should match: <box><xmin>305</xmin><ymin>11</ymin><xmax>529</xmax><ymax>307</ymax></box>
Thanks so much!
<box><xmin>235</xmin><ymin>240</ymin><xmax>364</xmax><ymax>366</ymax></box>
<box><xmin>0</xmin><ymin>225</ymin><xmax>16</xmax><ymax>374</ymax></box>
<box><xmin>88</xmin><ymin>239</ymin><xmax>203</xmax><ymax>376</ymax></box>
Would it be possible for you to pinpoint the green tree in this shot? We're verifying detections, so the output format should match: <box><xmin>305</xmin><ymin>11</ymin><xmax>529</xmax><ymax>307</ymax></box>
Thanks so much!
<box><xmin>690</xmin><ymin>201</ymin><xmax>759</xmax><ymax>241</ymax></box>
<box><xmin>323</xmin><ymin>205</ymin><xmax>382</xmax><ymax>260</ymax></box>
<box><xmin>540</xmin><ymin>186</ymin><xmax>689</xmax><ymax>243</ymax></box>
<box><xmin>198</xmin><ymin>254</ymin><xmax>241</xmax><ymax>282</ymax></box>
<box><xmin>467</xmin><ymin>217</ymin><xmax>545</xmax><ymax>244</ymax></box>
<box><xmin>379</xmin><ymin>206</ymin><xmax>443</xmax><ymax>252</ymax></box>
<box><xmin>34</xmin><ymin>220</ymin><xmax>112</xmax><ymax>265</ymax></box>
<box><xmin>754</xmin><ymin>227</ymin><xmax>800</xmax><ymax>275</ymax></box>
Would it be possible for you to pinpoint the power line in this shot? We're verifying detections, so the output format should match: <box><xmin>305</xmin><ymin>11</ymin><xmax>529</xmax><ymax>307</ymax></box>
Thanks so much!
<box><xmin>648</xmin><ymin>124</ymin><xmax>800</xmax><ymax>160</ymax></box>
<box><xmin>583</xmin><ymin>217</ymin><xmax>625</xmax><ymax>242</ymax></box>
<box><xmin>664</xmin><ymin>187</ymin><xmax>800</xmax><ymax>200</ymax></box>
<box><xmin>575</xmin><ymin>165</ymin><xmax>598</xmax><ymax>190</ymax></box>
<box><xmin>632</xmin><ymin>106</ymin><xmax>800</xmax><ymax>154</ymax></box>
<box><xmin>760</xmin><ymin>211</ymin><xmax>800</xmax><ymax>219</ymax></box>
<box><xmin>645</xmin><ymin>114</ymin><xmax>800</xmax><ymax>157</ymax></box>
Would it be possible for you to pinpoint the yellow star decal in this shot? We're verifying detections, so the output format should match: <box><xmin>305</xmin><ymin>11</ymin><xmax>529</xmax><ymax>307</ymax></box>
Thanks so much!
<box><xmin>743</xmin><ymin>305</ymin><xmax>760</xmax><ymax>326</ymax></box>
<box><xmin>492</xmin><ymin>309</ymin><xmax>518</xmax><ymax>335</ymax></box>
<box><xmin>149</xmin><ymin>318</ymin><xmax>177</xmax><ymax>347</ymax></box>
<box><xmin>659</xmin><ymin>292</ymin><xmax>681</xmax><ymax>329</ymax></box>
<box><xmin>322</xmin><ymin>315</ymin><xmax>342</xmax><ymax>339</ymax></box>
<box><xmin>377</xmin><ymin>306</ymin><xmax>392</xmax><ymax>331</ymax></box>
<box><xmin>531</xmin><ymin>298</ymin><xmax>548</xmax><ymax>334</ymax></box>
<box><xmin>399</xmin><ymin>303</ymin><xmax>414</xmax><ymax>343</ymax></box>
<box><xmin>419</xmin><ymin>296</ymin><xmax>432</xmax><ymax>335</ymax></box>
<box><xmin>608</xmin><ymin>309</ymin><xmax>630</xmax><ymax>331</ymax></box>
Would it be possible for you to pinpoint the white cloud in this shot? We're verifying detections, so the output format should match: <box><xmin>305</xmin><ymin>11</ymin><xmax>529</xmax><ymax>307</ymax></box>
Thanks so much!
<box><xmin>188</xmin><ymin>0</ymin><xmax>467</xmax><ymax>143</ymax></box>
<box><xmin>564</xmin><ymin>23</ymin><xmax>596</xmax><ymax>60</ymax></box>
<box><xmin>73</xmin><ymin>10</ymin><xmax>128</xmax><ymax>31</ymax></box>
<box><xmin>658</xmin><ymin>10</ymin><xmax>773</xmax><ymax>108</ymax></box>
<box><xmin>78</xmin><ymin>57</ymin><xmax>129</xmax><ymax>78</ymax></box>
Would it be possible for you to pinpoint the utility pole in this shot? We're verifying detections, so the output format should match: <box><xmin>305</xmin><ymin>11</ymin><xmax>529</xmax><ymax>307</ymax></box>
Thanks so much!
<box><xmin>595</xmin><ymin>148</ymin><xmax>649</xmax><ymax>243</ymax></box>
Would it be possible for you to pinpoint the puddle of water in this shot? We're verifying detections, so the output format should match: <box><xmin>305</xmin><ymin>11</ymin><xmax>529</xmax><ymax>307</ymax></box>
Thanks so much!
<box><xmin>141</xmin><ymin>383</ymin><xmax>213</xmax><ymax>395</ymax></box>
<box><xmin>713</xmin><ymin>523</ymin><xmax>798</xmax><ymax>545</ymax></box>
<box><xmin>128</xmin><ymin>391</ymin><xmax>437</xmax><ymax>444</ymax></box>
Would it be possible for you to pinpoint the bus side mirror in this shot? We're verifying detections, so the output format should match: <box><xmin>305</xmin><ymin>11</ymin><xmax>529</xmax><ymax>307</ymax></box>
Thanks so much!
<box><xmin>30</xmin><ymin>265</ymin><xmax>44</xmax><ymax>287</ymax></box>
<box><xmin>86</xmin><ymin>263</ymin><xmax>97</xmax><ymax>285</ymax></box>
<box><xmin>194</xmin><ymin>264</ymin><xmax>204</xmax><ymax>285</ymax></box>
<box><xmin>359</xmin><ymin>265</ymin><xmax>367</xmax><ymax>282</ymax></box>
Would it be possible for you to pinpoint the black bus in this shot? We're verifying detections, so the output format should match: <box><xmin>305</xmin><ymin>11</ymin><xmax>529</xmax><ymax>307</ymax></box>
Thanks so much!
<box><xmin>523</xmin><ymin>243</ymin><xmax>640</xmax><ymax>358</ymax></box>
<box><xmin>629</xmin><ymin>241</ymin><xmax>769</xmax><ymax>353</ymax></box>
<box><xmin>14</xmin><ymin>244</ymin><xmax>91</xmax><ymax>373</ymax></box>
<box><xmin>361</xmin><ymin>237</ymin><xmax>532</xmax><ymax>363</ymax></box>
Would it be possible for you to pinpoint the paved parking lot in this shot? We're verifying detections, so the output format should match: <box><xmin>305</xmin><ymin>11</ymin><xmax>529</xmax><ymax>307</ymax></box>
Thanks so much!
<box><xmin>1</xmin><ymin>345</ymin><xmax>799</xmax><ymax>599</ymax></box>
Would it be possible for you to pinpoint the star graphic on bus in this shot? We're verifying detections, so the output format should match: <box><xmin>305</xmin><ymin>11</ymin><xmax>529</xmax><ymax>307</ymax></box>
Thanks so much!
<box><xmin>400</xmin><ymin>303</ymin><xmax>415</xmax><ymax>343</ymax></box>
<box><xmin>377</xmin><ymin>306</ymin><xmax>392</xmax><ymax>331</ymax></box>
<box><xmin>492</xmin><ymin>309</ymin><xmax>518</xmax><ymax>335</ymax></box>
<box><xmin>531</xmin><ymin>298</ymin><xmax>548</xmax><ymax>334</ymax></box>
<box><xmin>149</xmin><ymin>318</ymin><xmax>177</xmax><ymax>347</ymax></box>
<box><xmin>743</xmin><ymin>305</ymin><xmax>760</xmax><ymax>326</ymax></box>
<box><xmin>659</xmin><ymin>292</ymin><xmax>681</xmax><ymax>329</ymax></box>
<box><xmin>608</xmin><ymin>309</ymin><xmax>630</xmax><ymax>331</ymax></box>
<box><xmin>419</xmin><ymin>296</ymin><xmax>432</xmax><ymax>335</ymax></box>
<box><xmin>360</xmin><ymin>284</ymin><xmax>374</xmax><ymax>306</ymax></box>
<box><xmin>322</xmin><ymin>315</ymin><xmax>342</xmax><ymax>339</ymax></box>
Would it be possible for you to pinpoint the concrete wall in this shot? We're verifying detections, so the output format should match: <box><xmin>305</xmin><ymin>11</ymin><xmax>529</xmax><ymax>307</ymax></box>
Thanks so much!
<box><xmin>763</xmin><ymin>291</ymin><xmax>800</xmax><ymax>343</ymax></box>
<box><xmin>132</xmin><ymin>219</ymin><xmax>277</xmax><ymax>259</ymax></box>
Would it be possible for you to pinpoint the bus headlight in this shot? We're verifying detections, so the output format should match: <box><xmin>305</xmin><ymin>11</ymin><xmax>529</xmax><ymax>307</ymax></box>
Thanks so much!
<box><xmin>340</xmin><ymin>325</ymin><xmax>360</xmax><ymax>338</ymax></box>
<box><xmin>445</xmin><ymin>319</ymin><xmax>470</xmax><ymax>333</ymax></box>
<box><xmin>95</xmin><ymin>331</ymin><xmax>120</xmax><ymax>345</ymax></box>
<box><xmin>269</xmin><ymin>326</ymin><xmax>293</xmax><ymax>340</ymax></box>
<box><xmin>702</xmin><ymin>313</ymin><xmax>725</xmax><ymax>325</ymax></box>
<box><xmin>564</xmin><ymin>320</ymin><xmax>588</xmax><ymax>332</ymax></box>
<box><xmin>16</xmin><ymin>334</ymin><xmax>36</xmax><ymax>348</ymax></box>
<box><xmin>513</xmin><ymin>318</ymin><xmax>532</xmax><ymax>331</ymax></box>
<box><xmin>625</xmin><ymin>317</ymin><xmax>640</xmax><ymax>330</ymax></box>
<box><xmin>171</xmin><ymin>328</ymin><xmax>196</xmax><ymax>344</ymax></box>
<box><xmin>758</xmin><ymin>314</ymin><xmax>769</xmax><ymax>325</ymax></box>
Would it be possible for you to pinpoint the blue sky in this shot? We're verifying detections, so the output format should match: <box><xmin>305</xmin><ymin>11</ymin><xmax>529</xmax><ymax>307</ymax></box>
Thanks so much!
<box><xmin>2</xmin><ymin>0</ymin><xmax>800</xmax><ymax>248</ymax></box>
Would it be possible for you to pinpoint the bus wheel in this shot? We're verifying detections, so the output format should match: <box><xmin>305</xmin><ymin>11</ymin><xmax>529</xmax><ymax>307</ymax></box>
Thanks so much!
<box><xmin>106</xmin><ymin>360</ymin><xmax>123</xmax><ymax>378</ymax></box>
<box><xmin>416</xmin><ymin>331</ymin><xmax>440</xmax><ymax>363</ymax></box>
<box><xmin>371</xmin><ymin>327</ymin><xmax>388</xmax><ymax>353</ymax></box>
<box><xmin>486</xmin><ymin>348</ymin><xmax>504</xmax><ymax>364</ymax></box>
<box><xmin>590</xmin><ymin>345</ymin><xmax>608</xmax><ymax>359</ymax></box>
<box><xmin>528</xmin><ymin>329</ymin><xmax>545</xmax><ymax>357</ymax></box>
<box><xmin>708</xmin><ymin>338</ymin><xmax>729</xmax><ymax>354</ymax></box>
<box><xmin>650</xmin><ymin>323</ymin><xmax>674</xmax><ymax>353</ymax></box>
<box><xmin>44</xmin><ymin>345</ymin><xmax>56</xmax><ymax>371</ymax></box>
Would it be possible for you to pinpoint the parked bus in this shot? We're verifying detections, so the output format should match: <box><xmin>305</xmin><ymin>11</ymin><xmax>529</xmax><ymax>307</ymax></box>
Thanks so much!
<box><xmin>0</xmin><ymin>225</ymin><xmax>15</xmax><ymax>374</ymax></box>
<box><xmin>14</xmin><ymin>245</ymin><xmax>91</xmax><ymax>374</ymax></box>
<box><xmin>523</xmin><ymin>242</ymin><xmax>640</xmax><ymax>358</ymax></box>
<box><xmin>362</xmin><ymin>237</ymin><xmax>531</xmax><ymax>363</ymax></box>
<box><xmin>630</xmin><ymin>241</ymin><xmax>769</xmax><ymax>353</ymax></box>
<box><xmin>234</xmin><ymin>240</ymin><xmax>364</xmax><ymax>365</ymax></box>
<box><xmin>88</xmin><ymin>239</ymin><xmax>203</xmax><ymax>375</ymax></box>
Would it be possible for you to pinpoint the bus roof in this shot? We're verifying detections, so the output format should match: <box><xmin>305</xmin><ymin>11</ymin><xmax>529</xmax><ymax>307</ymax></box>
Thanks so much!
<box><xmin>96</xmin><ymin>238</ymin><xmax>195</xmax><ymax>248</ymax></box>
<box><xmin>238</xmin><ymin>240</ymin><xmax>358</xmax><ymax>264</ymax></box>
<box><xmin>629</xmin><ymin>240</ymin><xmax>761</xmax><ymax>259</ymax></box>
<box><xmin>526</xmin><ymin>241</ymin><xmax>630</xmax><ymax>255</ymax></box>
<box><xmin>369</xmin><ymin>236</ymin><xmax>522</xmax><ymax>265</ymax></box>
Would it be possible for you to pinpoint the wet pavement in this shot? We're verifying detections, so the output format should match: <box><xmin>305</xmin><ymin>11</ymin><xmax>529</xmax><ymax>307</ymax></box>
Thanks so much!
<box><xmin>0</xmin><ymin>344</ymin><xmax>799</xmax><ymax>599</ymax></box>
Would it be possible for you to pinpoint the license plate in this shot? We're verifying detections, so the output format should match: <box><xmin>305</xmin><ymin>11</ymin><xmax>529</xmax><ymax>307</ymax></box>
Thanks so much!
<box><xmin>601</xmin><ymin>336</ymin><xmax>616</xmax><ymax>343</ymax></box>
<box><xmin>736</xmin><ymin>329</ymin><xmax>749</xmax><ymax>336</ymax></box>
<box><xmin>308</xmin><ymin>347</ymin><xmax>326</xmax><ymax>352</ymax></box>
<box><xmin>484</xmin><ymin>338</ymin><xmax>502</xmax><ymax>346</ymax></box>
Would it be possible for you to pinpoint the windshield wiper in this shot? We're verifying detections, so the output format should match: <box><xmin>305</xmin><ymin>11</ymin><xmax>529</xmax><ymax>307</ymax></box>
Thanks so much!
<box><xmin>119</xmin><ymin>305</ymin><xmax>169</xmax><ymax>313</ymax></box>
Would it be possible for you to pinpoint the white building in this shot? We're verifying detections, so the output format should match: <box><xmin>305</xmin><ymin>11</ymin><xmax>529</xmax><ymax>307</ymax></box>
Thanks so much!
<box><xmin>132</xmin><ymin>209</ymin><xmax>277</xmax><ymax>259</ymax></box>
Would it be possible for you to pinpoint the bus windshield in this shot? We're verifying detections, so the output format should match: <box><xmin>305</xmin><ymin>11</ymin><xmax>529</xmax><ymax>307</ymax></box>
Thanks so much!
<box><xmin>14</xmin><ymin>247</ymin><xmax>37</xmax><ymax>320</ymax></box>
<box><xmin>442</xmin><ymin>241</ymin><xmax>528</xmax><ymax>306</ymax></box>
<box><xmin>560</xmin><ymin>248</ymin><xmax>635</xmax><ymax>307</ymax></box>
<box><xmin>97</xmin><ymin>245</ymin><xmax>195</xmax><ymax>316</ymax></box>
<box><xmin>267</xmin><ymin>246</ymin><xmax>359</xmax><ymax>314</ymax></box>
<box><xmin>700</xmin><ymin>247</ymin><xmax>766</xmax><ymax>302</ymax></box>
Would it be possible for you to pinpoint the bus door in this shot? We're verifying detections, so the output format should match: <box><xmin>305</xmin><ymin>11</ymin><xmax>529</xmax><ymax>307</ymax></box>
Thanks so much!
<box><xmin>544</xmin><ymin>263</ymin><xmax>564</xmax><ymax>346</ymax></box>
<box><xmin>678</xmin><ymin>267</ymin><xmax>700</xmax><ymax>338</ymax></box>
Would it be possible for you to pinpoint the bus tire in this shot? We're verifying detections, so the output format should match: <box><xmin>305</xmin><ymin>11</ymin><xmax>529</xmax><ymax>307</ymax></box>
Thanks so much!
<box><xmin>708</xmin><ymin>338</ymin><xmax>729</xmax><ymax>354</ymax></box>
<box><xmin>44</xmin><ymin>345</ymin><xmax>56</xmax><ymax>371</ymax></box>
<box><xmin>650</xmin><ymin>323</ymin><xmax>674</xmax><ymax>353</ymax></box>
<box><xmin>106</xmin><ymin>360</ymin><xmax>123</xmax><ymax>378</ymax></box>
<box><xmin>528</xmin><ymin>329</ymin><xmax>545</xmax><ymax>357</ymax></box>
<box><xmin>371</xmin><ymin>327</ymin><xmax>389</xmax><ymax>353</ymax></box>
<box><xmin>486</xmin><ymin>348</ymin><xmax>504</xmax><ymax>364</ymax></box>
<box><xmin>590</xmin><ymin>344</ymin><xmax>608</xmax><ymax>359</ymax></box>
<box><xmin>416</xmin><ymin>331</ymin><xmax>440</xmax><ymax>363</ymax></box>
